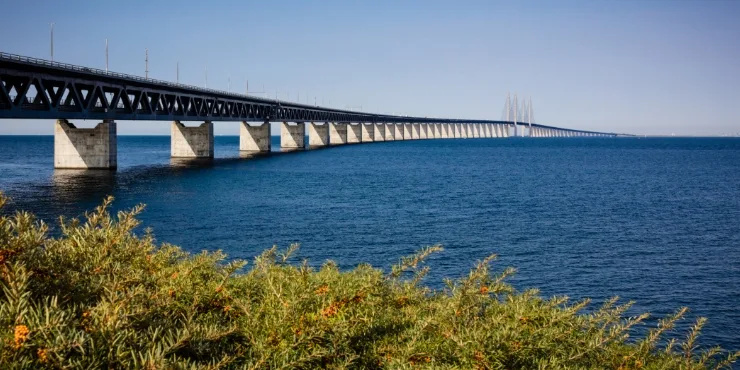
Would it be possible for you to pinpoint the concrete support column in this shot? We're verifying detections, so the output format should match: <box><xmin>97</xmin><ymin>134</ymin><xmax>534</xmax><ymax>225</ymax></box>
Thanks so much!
<box><xmin>347</xmin><ymin>123</ymin><xmax>362</xmax><ymax>143</ymax></box>
<box><xmin>54</xmin><ymin>119</ymin><xmax>117</xmax><ymax>169</ymax></box>
<box><xmin>171</xmin><ymin>121</ymin><xmax>214</xmax><ymax>158</ymax></box>
<box><xmin>361</xmin><ymin>123</ymin><xmax>374</xmax><ymax>142</ymax></box>
<box><xmin>394</xmin><ymin>124</ymin><xmax>403</xmax><ymax>140</ymax></box>
<box><xmin>403</xmin><ymin>123</ymin><xmax>412</xmax><ymax>140</ymax></box>
<box><xmin>329</xmin><ymin>122</ymin><xmax>348</xmax><ymax>145</ymax></box>
<box><xmin>374</xmin><ymin>123</ymin><xmax>386</xmax><ymax>141</ymax></box>
<box><xmin>412</xmin><ymin>123</ymin><xmax>420</xmax><ymax>139</ymax></box>
<box><xmin>240</xmin><ymin>121</ymin><xmax>271</xmax><ymax>152</ymax></box>
<box><xmin>281</xmin><ymin>122</ymin><xmax>306</xmax><ymax>149</ymax></box>
<box><xmin>485</xmin><ymin>124</ymin><xmax>492</xmax><ymax>138</ymax></box>
<box><xmin>433</xmin><ymin>123</ymin><xmax>441</xmax><ymax>139</ymax></box>
<box><xmin>473</xmin><ymin>124</ymin><xmax>481</xmax><ymax>138</ymax></box>
<box><xmin>454</xmin><ymin>123</ymin><xmax>462</xmax><ymax>138</ymax></box>
<box><xmin>308</xmin><ymin>122</ymin><xmax>329</xmax><ymax>148</ymax></box>
<box><xmin>495</xmin><ymin>125</ymin><xmax>502</xmax><ymax>138</ymax></box>
<box><xmin>384</xmin><ymin>123</ymin><xmax>395</xmax><ymax>141</ymax></box>
<box><xmin>420</xmin><ymin>124</ymin><xmax>429</xmax><ymax>139</ymax></box>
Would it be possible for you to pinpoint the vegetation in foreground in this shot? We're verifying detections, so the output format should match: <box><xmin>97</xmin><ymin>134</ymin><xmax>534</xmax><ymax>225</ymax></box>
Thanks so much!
<box><xmin>0</xmin><ymin>194</ymin><xmax>737</xmax><ymax>369</ymax></box>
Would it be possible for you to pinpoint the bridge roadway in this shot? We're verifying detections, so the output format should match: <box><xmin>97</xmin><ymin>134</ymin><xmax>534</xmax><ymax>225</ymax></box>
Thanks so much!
<box><xmin>0</xmin><ymin>52</ymin><xmax>621</xmax><ymax>170</ymax></box>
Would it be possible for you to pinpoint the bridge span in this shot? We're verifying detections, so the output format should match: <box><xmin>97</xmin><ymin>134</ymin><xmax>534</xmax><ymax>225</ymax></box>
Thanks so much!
<box><xmin>0</xmin><ymin>52</ymin><xmax>623</xmax><ymax>170</ymax></box>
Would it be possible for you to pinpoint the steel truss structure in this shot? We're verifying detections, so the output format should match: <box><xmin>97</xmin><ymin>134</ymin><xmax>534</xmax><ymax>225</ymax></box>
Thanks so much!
<box><xmin>0</xmin><ymin>52</ymin><xmax>617</xmax><ymax>136</ymax></box>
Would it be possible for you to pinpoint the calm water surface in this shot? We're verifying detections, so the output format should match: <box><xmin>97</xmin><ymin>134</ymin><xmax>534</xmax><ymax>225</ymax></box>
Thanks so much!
<box><xmin>0</xmin><ymin>135</ymin><xmax>738</xmax><ymax>351</ymax></box>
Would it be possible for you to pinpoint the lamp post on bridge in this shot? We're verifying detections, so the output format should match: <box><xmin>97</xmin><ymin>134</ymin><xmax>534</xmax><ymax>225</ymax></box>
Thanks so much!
<box><xmin>145</xmin><ymin>49</ymin><xmax>149</xmax><ymax>79</ymax></box>
<box><xmin>50</xmin><ymin>23</ymin><xmax>54</xmax><ymax>62</ymax></box>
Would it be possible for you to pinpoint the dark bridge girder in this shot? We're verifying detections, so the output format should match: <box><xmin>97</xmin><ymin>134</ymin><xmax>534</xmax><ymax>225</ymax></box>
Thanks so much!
<box><xmin>0</xmin><ymin>53</ymin><xmax>617</xmax><ymax>136</ymax></box>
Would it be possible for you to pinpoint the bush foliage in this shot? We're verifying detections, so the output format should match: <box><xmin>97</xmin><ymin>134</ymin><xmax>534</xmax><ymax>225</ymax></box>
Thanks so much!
<box><xmin>0</xmin><ymin>193</ymin><xmax>737</xmax><ymax>369</ymax></box>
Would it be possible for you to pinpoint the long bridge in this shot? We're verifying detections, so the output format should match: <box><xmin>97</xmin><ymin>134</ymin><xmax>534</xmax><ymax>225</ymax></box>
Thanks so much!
<box><xmin>0</xmin><ymin>52</ymin><xmax>623</xmax><ymax>170</ymax></box>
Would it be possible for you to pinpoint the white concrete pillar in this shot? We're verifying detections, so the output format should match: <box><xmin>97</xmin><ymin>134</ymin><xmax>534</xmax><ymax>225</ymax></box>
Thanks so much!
<box><xmin>281</xmin><ymin>122</ymin><xmax>305</xmax><ymax>149</ymax></box>
<box><xmin>473</xmin><ymin>124</ymin><xmax>481</xmax><ymax>138</ymax></box>
<box><xmin>433</xmin><ymin>123</ymin><xmax>441</xmax><ymax>139</ymax></box>
<box><xmin>485</xmin><ymin>124</ymin><xmax>492</xmax><ymax>138</ymax></box>
<box><xmin>403</xmin><ymin>123</ymin><xmax>412</xmax><ymax>140</ymax></box>
<box><xmin>412</xmin><ymin>123</ymin><xmax>420</xmax><ymax>139</ymax></box>
<box><xmin>454</xmin><ymin>123</ymin><xmax>462</xmax><ymax>138</ymax></box>
<box><xmin>361</xmin><ymin>123</ymin><xmax>374</xmax><ymax>142</ymax></box>
<box><xmin>385</xmin><ymin>123</ymin><xmax>395</xmax><ymax>141</ymax></box>
<box><xmin>171</xmin><ymin>120</ymin><xmax>214</xmax><ymax>158</ymax></box>
<box><xmin>240</xmin><ymin>121</ymin><xmax>271</xmax><ymax>152</ymax></box>
<box><xmin>394</xmin><ymin>124</ymin><xmax>403</xmax><ymax>140</ymax></box>
<box><xmin>329</xmin><ymin>122</ymin><xmax>348</xmax><ymax>145</ymax></box>
<box><xmin>347</xmin><ymin>123</ymin><xmax>362</xmax><ymax>143</ymax></box>
<box><xmin>420</xmin><ymin>124</ymin><xmax>429</xmax><ymax>139</ymax></box>
<box><xmin>308</xmin><ymin>122</ymin><xmax>329</xmax><ymax>147</ymax></box>
<box><xmin>374</xmin><ymin>123</ymin><xmax>386</xmax><ymax>141</ymax></box>
<box><xmin>54</xmin><ymin>119</ymin><xmax>117</xmax><ymax>169</ymax></box>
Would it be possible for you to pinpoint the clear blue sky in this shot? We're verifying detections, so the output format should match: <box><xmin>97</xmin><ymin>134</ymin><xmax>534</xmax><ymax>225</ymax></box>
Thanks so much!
<box><xmin>1</xmin><ymin>0</ymin><xmax>738</xmax><ymax>136</ymax></box>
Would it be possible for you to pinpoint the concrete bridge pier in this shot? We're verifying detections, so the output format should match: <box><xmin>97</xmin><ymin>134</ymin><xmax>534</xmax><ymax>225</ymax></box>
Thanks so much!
<box><xmin>347</xmin><ymin>123</ymin><xmax>362</xmax><ymax>143</ymax></box>
<box><xmin>308</xmin><ymin>122</ymin><xmax>329</xmax><ymax>148</ymax></box>
<box><xmin>54</xmin><ymin>119</ymin><xmax>117</xmax><ymax>169</ymax></box>
<box><xmin>433</xmin><ymin>123</ymin><xmax>441</xmax><ymax>139</ymax></box>
<box><xmin>374</xmin><ymin>123</ymin><xmax>386</xmax><ymax>141</ymax></box>
<box><xmin>420</xmin><ymin>124</ymin><xmax>429</xmax><ymax>139</ymax></box>
<box><xmin>281</xmin><ymin>122</ymin><xmax>306</xmax><ymax>150</ymax></box>
<box><xmin>361</xmin><ymin>123</ymin><xmax>374</xmax><ymax>142</ymax></box>
<box><xmin>329</xmin><ymin>122</ymin><xmax>348</xmax><ymax>145</ymax></box>
<box><xmin>412</xmin><ymin>123</ymin><xmax>420</xmax><ymax>139</ymax></box>
<box><xmin>171</xmin><ymin>120</ymin><xmax>214</xmax><ymax>158</ymax></box>
<box><xmin>240</xmin><ymin>121</ymin><xmax>271</xmax><ymax>152</ymax></box>
<box><xmin>403</xmin><ymin>123</ymin><xmax>412</xmax><ymax>140</ymax></box>
<box><xmin>473</xmin><ymin>124</ymin><xmax>481</xmax><ymax>138</ymax></box>
<box><xmin>454</xmin><ymin>123</ymin><xmax>461</xmax><ymax>138</ymax></box>
<box><xmin>394</xmin><ymin>124</ymin><xmax>404</xmax><ymax>140</ymax></box>
<box><xmin>385</xmin><ymin>123</ymin><xmax>395</xmax><ymax>141</ymax></box>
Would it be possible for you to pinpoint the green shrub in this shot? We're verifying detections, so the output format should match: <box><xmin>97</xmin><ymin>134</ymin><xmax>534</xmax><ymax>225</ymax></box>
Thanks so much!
<box><xmin>0</xmin><ymin>193</ymin><xmax>737</xmax><ymax>369</ymax></box>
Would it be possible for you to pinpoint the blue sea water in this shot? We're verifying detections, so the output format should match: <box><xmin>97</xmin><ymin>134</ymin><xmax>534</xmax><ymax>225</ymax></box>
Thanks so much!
<box><xmin>0</xmin><ymin>135</ymin><xmax>739</xmax><ymax>352</ymax></box>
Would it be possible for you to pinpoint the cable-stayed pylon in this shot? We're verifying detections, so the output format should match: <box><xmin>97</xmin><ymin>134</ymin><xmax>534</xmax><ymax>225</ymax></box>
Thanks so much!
<box><xmin>502</xmin><ymin>93</ymin><xmax>535</xmax><ymax>137</ymax></box>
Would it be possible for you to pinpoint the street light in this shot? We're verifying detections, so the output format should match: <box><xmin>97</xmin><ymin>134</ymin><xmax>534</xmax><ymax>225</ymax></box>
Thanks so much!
<box><xmin>50</xmin><ymin>23</ymin><xmax>54</xmax><ymax>61</ymax></box>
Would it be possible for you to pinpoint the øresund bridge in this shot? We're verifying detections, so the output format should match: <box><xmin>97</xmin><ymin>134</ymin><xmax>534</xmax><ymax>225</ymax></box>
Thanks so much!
<box><xmin>0</xmin><ymin>52</ymin><xmax>625</xmax><ymax>170</ymax></box>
